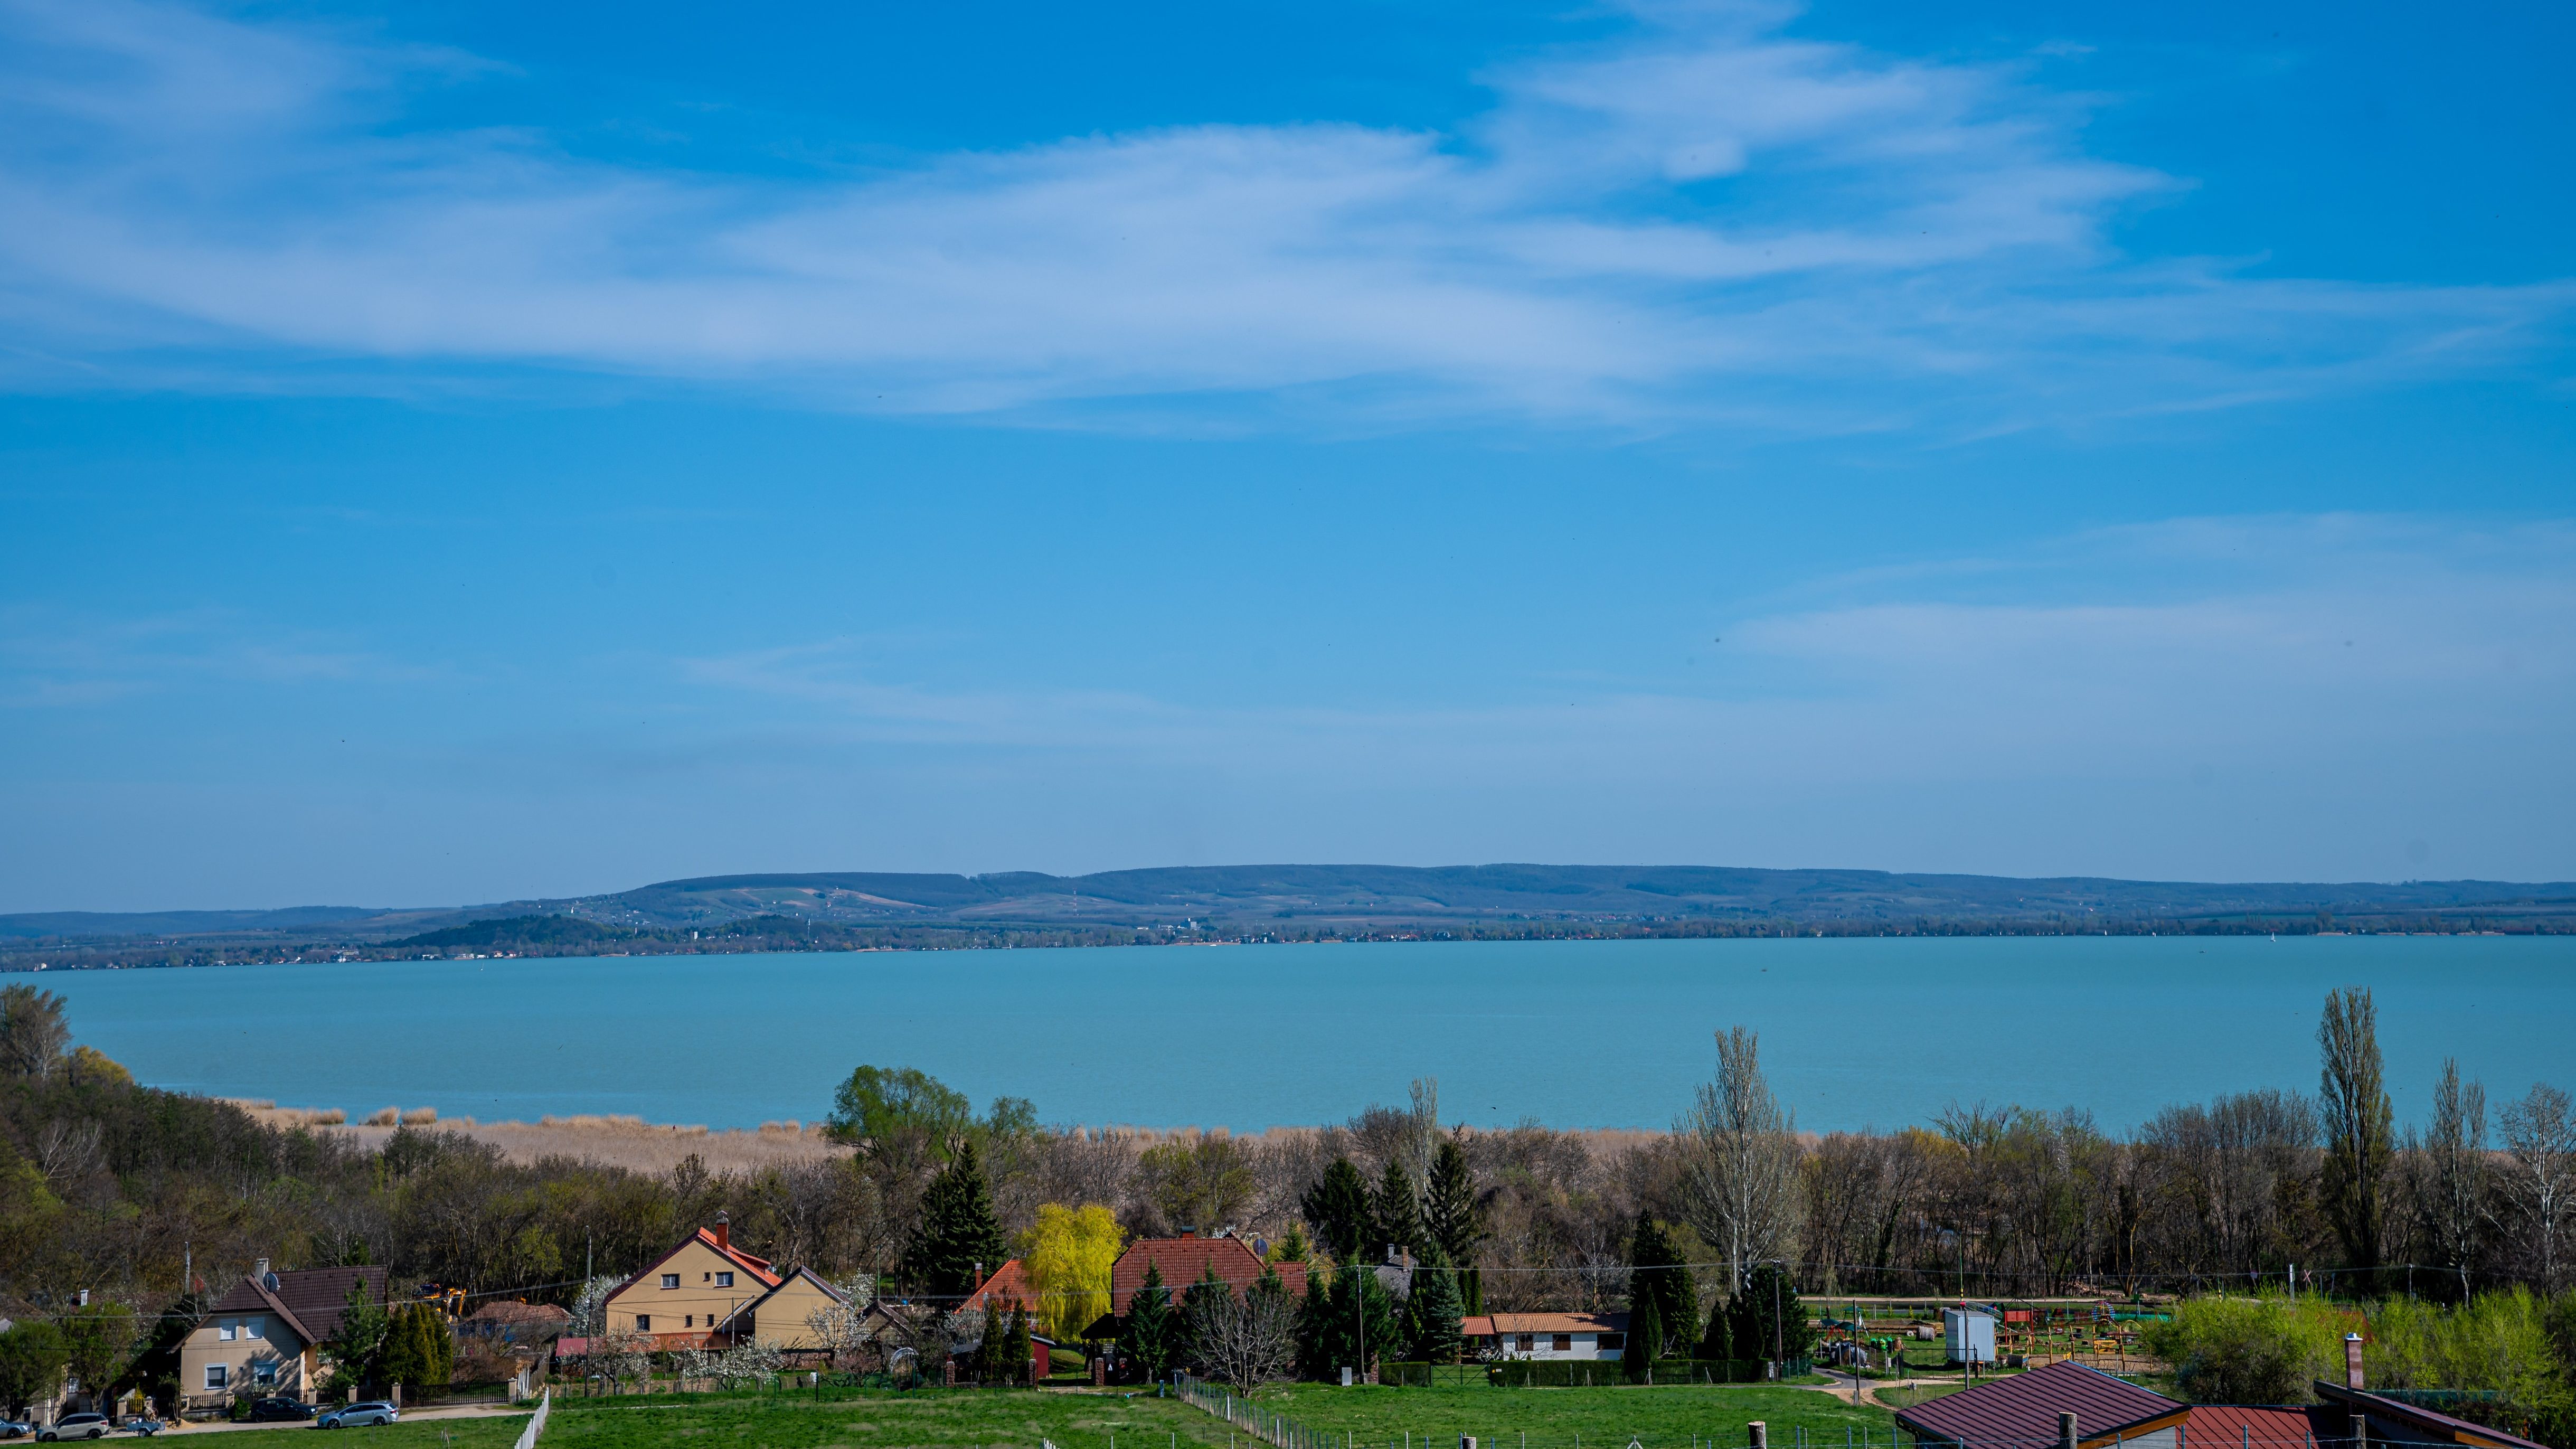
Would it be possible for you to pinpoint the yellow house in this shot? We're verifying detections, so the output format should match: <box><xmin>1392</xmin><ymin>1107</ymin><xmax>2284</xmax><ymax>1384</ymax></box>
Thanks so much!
<box><xmin>722</xmin><ymin>1267</ymin><xmax>854</xmax><ymax>1351</ymax></box>
<box><xmin>176</xmin><ymin>1263</ymin><xmax>386</xmax><ymax>1408</ymax></box>
<box><xmin>596</xmin><ymin>1215</ymin><xmax>783</xmax><ymax>1349</ymax></box>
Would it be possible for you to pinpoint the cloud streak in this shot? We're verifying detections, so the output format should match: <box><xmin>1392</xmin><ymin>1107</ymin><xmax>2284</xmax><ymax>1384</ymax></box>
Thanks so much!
<box><xmin>2</xmin><ymin>0</ymin><xmax>2568</xmax><ymax>428</ymax></box>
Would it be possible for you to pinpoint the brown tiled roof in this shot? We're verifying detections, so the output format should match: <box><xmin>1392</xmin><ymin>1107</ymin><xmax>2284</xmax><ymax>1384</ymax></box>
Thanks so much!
<box><xmin>1109</xmin><ymin>1236</ymin><xmax>1307</xmax><ymax>1315</ymax></box>
<box><xmin>1896</xmin><ymin>1360</ymin><xmax>2185</xmax><ymax>1448</ymax></box>
<box><xmin>2187</xmin><ymin>1405</ymin><xmax>2344</xmax><ymax>1448</ymax></box>
<box><xmin>467</xmin><ymin>1301</ymin><xmax>571</xmax><ymax>1327</ymax></box>
<box><xmin>1478</xmin><ymin>1312</ymin><xmax>1628</xmax><ymax>1336</ymax></box>
<box><xmin>206</xmin><ymin>1266</ymin><xmax>388</xmax><ymax>1348</ymax></box>
<box><xmin>963</xmin><ymin>1260</ymin><xmax>1037</xmax><ymax>1315</ymax></box>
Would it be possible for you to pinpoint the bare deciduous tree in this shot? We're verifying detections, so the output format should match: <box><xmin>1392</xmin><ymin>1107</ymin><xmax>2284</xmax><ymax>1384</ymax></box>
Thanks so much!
<box><xmin>1679</xmin><ymin>1026</ymin><xmax>1803</xmax><ymax>1295</ymax></box>
<box><xmin>2418</xmin><ymin>1058</ymin><xmax>2489</xmax><ymax>1298</ymax></box>
<box><xmin>1191</xmin><ymin>1281</ymin><xmax>1298</xmax><ymax>1391</ymax></box>
<box><xmin>2499</xmin><ymin>1082</ymin><xmax>2574</xmax><ymax>1290</ymax></box>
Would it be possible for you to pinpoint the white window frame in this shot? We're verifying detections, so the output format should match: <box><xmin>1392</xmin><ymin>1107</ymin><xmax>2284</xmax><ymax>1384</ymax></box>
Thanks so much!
<box><xmin>660</xmin><ymin>1273</ymin><xmax>680</xmax><ymax>1289</ymax></box>
<box><xmin>205</xmin><ymin>1365</ymin><xmax>228</xmax><ymax>1390</ymax></box>
<box><xmin>714</xmin><ymin>1272</ymin><xmax>733</xmax><ymax>1288</ymax></box>
<box><xmin>218</xmin><ymin>1320</ymin><xmax>237</xmax><ymax>1341</ymax></box>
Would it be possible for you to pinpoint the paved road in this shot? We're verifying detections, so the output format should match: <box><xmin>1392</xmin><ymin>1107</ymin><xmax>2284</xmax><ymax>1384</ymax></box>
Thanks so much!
<box><xmin>126</xmin><ymin>1406</ymin><xmax>530</xmax><ymax>1436</ymax></box>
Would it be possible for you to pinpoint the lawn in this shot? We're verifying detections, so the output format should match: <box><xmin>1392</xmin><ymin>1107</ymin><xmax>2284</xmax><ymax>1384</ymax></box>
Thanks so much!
<box><xmin>542</xmin><ymin>1388</ymin><xmax>1235</xmax><ymax>1449</ymax></box>
<box><xmin>300</xmin><ymin>1414</ymin><xmax>531</xmax><ymax>1449</ymax></box>
<box><xmin>1244</xmin><ymin>1384</ymin><xmax>1898</xmax><ymax>1449</ymax></box>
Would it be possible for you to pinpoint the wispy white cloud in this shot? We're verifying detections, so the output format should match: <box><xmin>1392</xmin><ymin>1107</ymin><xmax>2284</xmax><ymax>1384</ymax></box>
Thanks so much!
<box><xmin>0</xmin><ymin>606</ymin><xmax>437</xmax><ymax>707</ymax></box>
<box><xmin>670</xmin><ymin>516</ymin><xmax>2576</xmax><ymax>792</ymax></box>
<box><xmin>1</xmin><ymin>0</ymin><xmax>2567</xmax><ymax>428</ymax></box>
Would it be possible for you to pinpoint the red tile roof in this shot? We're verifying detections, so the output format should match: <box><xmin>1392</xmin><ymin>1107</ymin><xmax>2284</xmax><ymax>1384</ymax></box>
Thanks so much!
<box><xmin>1896</xmin><ymin>1361</ymin><xmax>2185</xmax><ymax>1448</ymax></box>
<box><xmin>1110</xmin><ymin>1235</ymin><xmax>1306</xmax><ymax>1314</ymax></box>
<box><xmin>2187</xmin><ymin>1406</ymin><xmax>2343</xmax><ymax>1448</ymax></box>
<box><xmin>1476</xmin><ymin>1312</ymin><xmax>1628</xmax><ymax>1337</ymax></box>
<box><xmin>963</xmin><ymin>1259</ymin><xmax>1039</xmax><ymax>1315</ymax></box>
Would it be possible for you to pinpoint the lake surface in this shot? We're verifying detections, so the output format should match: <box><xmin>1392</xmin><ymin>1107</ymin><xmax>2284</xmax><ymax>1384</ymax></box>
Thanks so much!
<box><xmin>27</xmin><ymin>935</ymin><xmax>2574</xmax><ymax>1133</ymax></box>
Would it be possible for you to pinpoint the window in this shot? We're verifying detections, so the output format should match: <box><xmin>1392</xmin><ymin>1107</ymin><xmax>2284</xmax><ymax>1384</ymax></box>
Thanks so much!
<box><xmin>635</xmin><ymin>1314</ymin><xmax>651</xmax><ymax>1332</ymax></box>
<box><xmin>683</xmin><ymin>1315</ymin><xmax>694</xmax><ymax>1329</ymax></box>
<box><xmin>254</xmin><ymin>1362</ymin><xmax>278</xmax><ymax>1386</ymax></box>
<box><xmin>660</xmin><ymin>1273</ymin><xmax>680</xmax><ymax>1289</ymax></box>
<box><xmin>205</xmin><ymin>1365</ymin><xmax>228</xmax><ymax>1390</ymax></box>
<box><xmin>218</xmin><ymin>1320</ymin><xmax>237</xmax><ymax>1342</ymax></box>
<box><xmin>714</xmin><ymin>1271</ymin><xmax>733</xmax><ymax>1288</ymax></box>
<box><xmin>1551</xmin><ymin>1334</ymin><xmax>1572</xmax><ymax>1352</ymax></box>
<box><xmin>244</xmin><ymin>1316</ymin><xmax>264</xmax><ymax>1340</ymax></box>
<box><xmin>1516</xmin><ymin>1334</ymin><xmax>1534</xmax><ymax>1353</ymax></box>
<box><xmin>1597</xmin><ymin>1333</ymin><xmax>1625</xmax><ymax>1351</ymax></box>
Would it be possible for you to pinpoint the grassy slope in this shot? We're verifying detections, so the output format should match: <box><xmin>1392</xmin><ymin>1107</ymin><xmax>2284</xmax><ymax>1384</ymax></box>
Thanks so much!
<box><xmin>324</xmin><ymin>1415</ymin><xmax>531</xmax><ymax>1449</ymax></box>
<box><xmin>1243</xmin><ymin>1385</ymin><xmax>1895</xmax><ymax>1449</ymax></box>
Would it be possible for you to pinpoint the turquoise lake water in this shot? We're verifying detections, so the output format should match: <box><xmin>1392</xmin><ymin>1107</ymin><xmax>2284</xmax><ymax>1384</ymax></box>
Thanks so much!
<box><xmin>25</xmin><ymin>934</ymin><xmax>2574</xmax><ymax>1132</ymax></box>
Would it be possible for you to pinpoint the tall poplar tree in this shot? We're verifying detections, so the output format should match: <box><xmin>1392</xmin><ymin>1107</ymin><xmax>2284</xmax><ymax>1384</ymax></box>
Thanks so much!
<box><xmin>2318</xmin><ymin>987</ymin><xmax>2396</xmax><ymax>1283</ymax></box>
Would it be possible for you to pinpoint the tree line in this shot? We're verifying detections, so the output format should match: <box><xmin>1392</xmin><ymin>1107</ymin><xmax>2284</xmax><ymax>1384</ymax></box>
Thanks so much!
<box><xmin>2</xmin><ymin>981</ymin><xmax>2573</xmax><ymax>1411</ymax></box>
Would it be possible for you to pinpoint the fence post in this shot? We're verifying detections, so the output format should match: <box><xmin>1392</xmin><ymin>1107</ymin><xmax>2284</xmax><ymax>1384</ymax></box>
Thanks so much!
<box><xmin>1750</xmin><ymin>1424</ymin><xmax>1768</xmax><ymax>1449</ymax></box>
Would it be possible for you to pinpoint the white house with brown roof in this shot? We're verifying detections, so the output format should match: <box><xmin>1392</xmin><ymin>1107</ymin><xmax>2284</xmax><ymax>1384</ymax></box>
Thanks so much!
<box><xmin>1464</xmin><ymin>1311</ymin><xmax>1629</xmax><ymax>1361</ymax></box>
<box><xmin>177</xmin><ymin>1262</ymin><xmax>387</xmax><ymax>1408</ymax></box>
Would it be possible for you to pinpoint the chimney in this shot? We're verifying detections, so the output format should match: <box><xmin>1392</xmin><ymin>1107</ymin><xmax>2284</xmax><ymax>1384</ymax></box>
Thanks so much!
<box><xmin>2060</xmin><ymin>1413</ymin><xmax>2079</xmax><ymax>1449</ymax></box>
<box><xmin>712</xmin><ymin>1212</ymin><xmax>730</xmax><ymax>1251</ymax></box>
<box><xmin>255</xmin><ymin>1258</ymin><xmax>269</xmax><ymax>1281</ymax></box>
<box><xmin>2345</xmin><ymin>1332</ymin><xmax>2365</xmax><ymax>1391</ymax></box>
<box><xmin>1179</xmin><ymin>1228</ymin><xmax>1196</xmax><ymax>1239</ymax></box>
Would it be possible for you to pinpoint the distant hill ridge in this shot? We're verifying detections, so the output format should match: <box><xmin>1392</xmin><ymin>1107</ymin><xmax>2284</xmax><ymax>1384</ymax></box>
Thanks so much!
<box><xmin>8</xmin><ymin>862</ymin><xmax>2573</xmax><ymax>943</ymax></box>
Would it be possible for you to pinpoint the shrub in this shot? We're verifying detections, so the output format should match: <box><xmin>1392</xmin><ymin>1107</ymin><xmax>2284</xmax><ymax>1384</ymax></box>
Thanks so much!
<box><xmin>2143</xmin><ymin>1295</ymin><xmax>2357</xmax><ymax>1404</ymax></box>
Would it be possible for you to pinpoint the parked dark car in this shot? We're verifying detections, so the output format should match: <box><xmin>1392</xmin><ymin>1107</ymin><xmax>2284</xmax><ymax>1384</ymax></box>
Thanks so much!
<box><xmin>315</xmin><ymin>1404</ymin><xmax>398</xmax><ymax>1429</ymax></box>
<box><xmin>248</xmin><ymin>1400</ymin><xmax>316</xmax><ymax>1423</ymax></box>
<box><xmin>38</xmin><ymin>1416</ymin><xmax>109</xmax><ymax>1442</ymax></box>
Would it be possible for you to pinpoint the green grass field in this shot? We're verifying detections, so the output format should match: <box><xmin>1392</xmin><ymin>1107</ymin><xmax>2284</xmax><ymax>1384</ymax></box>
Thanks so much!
<box><xmin>1246</xmin><ymin>1384</ymin><xmax>1898</xmax><ymax>1449</ymax></box>
<box><xmin>542</xmin><ymin>1389</ymin><xmax>1232</xmax><ymax>1449</ymax></box>
<box><xmin>307</xmin><ymin>1414</ymin><xmax>531</xmax><ymax>1449</ymax></box>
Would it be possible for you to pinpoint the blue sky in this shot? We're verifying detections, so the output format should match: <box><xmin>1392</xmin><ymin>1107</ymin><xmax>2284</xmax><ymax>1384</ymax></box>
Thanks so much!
<box><xmin>2</xmin><ymin>0</ymin><xmax>2571</xmax><ymax>911</ymax></box>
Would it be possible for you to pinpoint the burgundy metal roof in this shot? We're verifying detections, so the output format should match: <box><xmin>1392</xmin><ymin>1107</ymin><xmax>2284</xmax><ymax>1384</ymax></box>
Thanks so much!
<box><xmin>1898</xmin><ymin>1361</ymin><xmax>2185</xmax><ymax>1447</ymax></box>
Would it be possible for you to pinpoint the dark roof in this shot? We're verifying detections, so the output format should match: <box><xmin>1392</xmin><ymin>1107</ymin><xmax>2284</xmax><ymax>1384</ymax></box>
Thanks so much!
<box><xmin>2315</xmin><ymin>1382</ymin><xmax>2553</xmax><ymax>1449</ymax></box>
<box><xmin>1109</xmin><ymin>1236</ymin><xmax>1305</xmax><ymax>1315</ymax></box>
<box><xmin>206</xmin><ymin>1266</ymin><xmax>387</xmax><ymax>1349</ymax></box>
<box><xmin>1896</xmin><ymin>1361</ymin><xmax>2185</xmax><ymax>1448</ymax></box>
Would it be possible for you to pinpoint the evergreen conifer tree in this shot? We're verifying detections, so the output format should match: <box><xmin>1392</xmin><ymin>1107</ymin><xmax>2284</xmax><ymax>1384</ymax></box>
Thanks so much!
<box><xmin>973</xmin><ymin>1299</ymin><xmax>1007</xmax><ymax>1381</ymax></box>
<box><xmin>1004</xmin><ymin>1303</ymin><xmax>1035</xmax><ymax>1384</ymax></box>
<box><xmin>902</xmin><ymin>1139</ymin><xmax>1008</xmax><ymax>1298</ymax></box>
<box><xmin>1178</xmin><ymin>1264</ymin><xmax>1232</xmax><ymax>1372</ymax></box>
<box><xmin>1119</xmin><ymin>1262</ymin><xmax>1174</xmax><ymax>1384</ymax></box>
<box><xmin>1729</xmin><ymin>1264</ymin><xmax>1812</xmax><ymax>1367</ymax></box>
<box><xmin>1300</xmin><ymin>1159</ymin><xmax>1371</xmax><ymax>1263</ymax></box>
<box><xmin>1294</xmin><ymin>1263</ymin><xmax>1341</xmax><ymax>1380</ymax></box>
<box><xmin>1621</xmin><ymin>1293</ymin><xmax>1662</xmax><ymax>1382</ymax></box>
<box><xmin>1625</xmin><ymin>1213</ymin><xmax>1695</xmax><ymax>1358</ymax></box>
<box><xmin>1369</xmin><ymin>1159</ymin><xmax>1424</xmax><ymax>1262</ymax></box>
<box><xmin>1422</xmin><ymin>1140</ymin><xmax>1486</xmax><ymax>1314</ymax></box>
<box><xmin>1697</xmin><ymin>1294</ymin><xmax>1735</xmax><ymax>1365</ymax></box>
<box><xmin>1402</xmin><ymin>1250</ymin><xmax>1463</xmax><ymax>1365</ymax></box>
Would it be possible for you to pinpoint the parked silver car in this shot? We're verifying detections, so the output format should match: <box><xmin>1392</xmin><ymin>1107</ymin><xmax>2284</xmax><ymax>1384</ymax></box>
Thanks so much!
<box><xmin>315</xmin><ymin>1404</ymin><xmax>399</xmax><ymax>1429</ymax></box>
<box><xmin>38</xmin><ymin>1416</ymin><xmax>110</xmax><ymax>1442</ymax></box>
<box><xmin>0</xmin><ymin>1419</ymin><xmax>32</xmax><ymax>1439</ymax></box>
